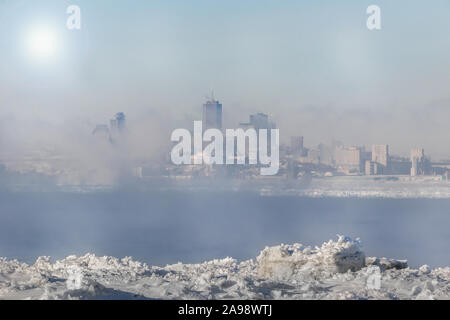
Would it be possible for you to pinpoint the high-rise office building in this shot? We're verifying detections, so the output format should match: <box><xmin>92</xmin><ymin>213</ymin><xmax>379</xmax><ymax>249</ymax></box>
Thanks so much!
<box><xmin>202</xmin><ymin>99</ymin><xmax>222</xmax><ymax>131</ymax></box>
<box><xmin>290</xmin><ymin>136</ymin><xmax>304</xmax><ymax>157</ymax></box>
<box><xmin>239</xmin><ymin>112</ymin><xmax>275</xmax><ymax>131</ymax></box>
<box><xmin>249</xmin><ymin>113</ymin><xmax>269</xmax><ymax>130</ymax></box>
<box><xmin>410</xmin><ymin>148</ymin><xmax>425</xmax><ymax>162</ymax></box>
<box><xmin>110</xmin><ymin>112</ymin><xmax>126</xmax><ymax>133</ymax></box>
<box><xmin>371</xmin><ymin>144</ymin><xmax>389</xmax><ymax>174</ymax></box>
<box><xmin>410</xmin><ymin>148</ymin><xmax>426</xmax><ymax>176</ymax></box>
<box><xmin>335</xmin><ymin>147</ymin><xmax>362</xmax><ymax>174</ymax></box>
<box><xmin>238</xmin><ymin>112</ymin><xmax>275</xmax><ymax>162</ymax></box>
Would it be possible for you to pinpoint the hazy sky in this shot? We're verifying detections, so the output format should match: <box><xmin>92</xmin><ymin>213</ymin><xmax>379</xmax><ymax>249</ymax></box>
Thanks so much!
<box><xmin>1</xmin><ymin>0</ymin><xmax>450</xmax><ymax>158</ymax></box>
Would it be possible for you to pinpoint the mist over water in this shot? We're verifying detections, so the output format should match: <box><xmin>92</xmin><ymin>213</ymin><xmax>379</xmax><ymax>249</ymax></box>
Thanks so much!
<box><xmin>1</xmin><ymin>189</ymin><xmax>449</xmax><ymax>269</ymax></box>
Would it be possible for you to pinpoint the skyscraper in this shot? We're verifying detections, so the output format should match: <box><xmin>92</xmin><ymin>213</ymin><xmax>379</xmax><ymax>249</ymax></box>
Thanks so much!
<box><xmin>238</xmin><ymin>112</ymin><xmax>275</xmax><ymax>162</ymax></box>
<box><xmin>410</xmin><ymin>148</ymin><xmax>425</xmax><ymax>162</ymax></box>
<box><xmin>202</xmin><ymin>99</ymin><xmax>222</xmax><ymax>131</ymax></box>
<box><xmin>290</xmin><ymin>136</ymin><xmax>304</xmax><ymax>157</ymax></box>
<box><xmin>249</xmin><ymin>113</ymin><xmax>269</xmax><ymax>130</ymax></box>
<box><xmin>410</xmin><ymin>148</ymin><xmax>426</xmax><ymax>176</ymax></box>
<box><xmin>372</xmin><ymin>144</ymin><xmax>389</xmax><ymax>174</ymax></box>
<box><xmin>110</xmin><ymin>112</ymin><xmax>126</xmax><ymax>133</ymax></box>
<box><xmin>240</xmin><ymin>113</ymin><xmax>273</xmax><ymax>131</ymax></box>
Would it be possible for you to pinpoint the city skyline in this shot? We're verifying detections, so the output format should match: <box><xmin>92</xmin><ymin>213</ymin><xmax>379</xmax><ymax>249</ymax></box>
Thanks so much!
<box><xmin>2</xmin><ymin>1</ymin><xmax>450</xmax><ymax>303</ymax></box>
<box><xmin>91</xmin><ymin>96</ymin><xmax>444</xmax><ymax>180</ymax></box>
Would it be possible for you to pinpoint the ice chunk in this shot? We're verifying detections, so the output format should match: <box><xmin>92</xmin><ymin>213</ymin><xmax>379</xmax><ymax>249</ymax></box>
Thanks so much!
<box><xmin>256</xmin><ymin>236</ymin><xmax>365</xmax><ymax>280</ymax></box>
<box><xmin>365</xmin><ymin>257</ymin><xmax>408</xmax><ymax>271</ymax></box>
<box><xmin>419</xmin><ymin>265</ymin><xmax>431</xmax><ymax>274</ymax></box>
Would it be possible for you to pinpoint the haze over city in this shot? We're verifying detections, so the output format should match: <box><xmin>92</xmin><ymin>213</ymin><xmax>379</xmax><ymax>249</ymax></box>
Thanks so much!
<box><xmin>2</xmin><ymin>0</ymin><xmax>450</xmax><ymax>302</ymax></box>
<box><xmin>1</xmin><ymin>0</ymin><xmax>450</xmax><ymax>161</ymax></box>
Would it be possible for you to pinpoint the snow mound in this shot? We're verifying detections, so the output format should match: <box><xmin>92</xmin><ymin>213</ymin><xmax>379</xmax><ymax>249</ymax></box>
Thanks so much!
<box><xmin>257</xmin><ymin>236</ymin><xmax>365</xmax><ymax>280</ymax></box>
<box><xmin>0</xmin><ymin>236</ymin><xmax>449</xmax><ymax>300</ymax></box>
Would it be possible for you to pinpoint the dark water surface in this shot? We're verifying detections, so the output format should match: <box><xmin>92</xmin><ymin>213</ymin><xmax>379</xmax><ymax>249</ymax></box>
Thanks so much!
<box><xmin>0</xmin><ymin>190</ymin><xmax>449</xmax><ymax>268</ymax></box>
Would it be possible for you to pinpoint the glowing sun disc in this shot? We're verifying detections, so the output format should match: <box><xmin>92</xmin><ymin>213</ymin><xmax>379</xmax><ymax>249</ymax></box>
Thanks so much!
<box><xmin>27</xmin><ymin>27</ymin><xmax>58</xmax><ymax>59</ymax></box>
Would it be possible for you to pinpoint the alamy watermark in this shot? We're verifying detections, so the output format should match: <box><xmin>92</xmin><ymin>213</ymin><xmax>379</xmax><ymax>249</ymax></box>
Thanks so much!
<box><xmin>170</xmin><ymin>121</ymin><xmax>280</xmax><ymax>176</ymax></box>
<box><xmin>66</xmin><ymin>5</ymin><xmax>81</xmax><ymax>30</ymax></box>
<box><xmin>367</xmin><ymin>5</ymin><xmax>381</xmax><ymax>30</ymax></box>
<box><xmin>58</xmin><ymin>4</ymin><xmax>381</xmax><ymax>32</ymax></box>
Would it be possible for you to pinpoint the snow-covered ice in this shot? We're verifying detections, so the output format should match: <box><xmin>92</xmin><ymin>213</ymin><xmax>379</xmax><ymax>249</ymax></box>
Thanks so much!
<box><xmin>0</xmin><ymin>236</ymin><xmax>449</xmax><ymax>300</ymax></box>
<box><xmin>257</xmin><ymin>176</ymin><xmax>450</xmax><ymax>199</ymax></box>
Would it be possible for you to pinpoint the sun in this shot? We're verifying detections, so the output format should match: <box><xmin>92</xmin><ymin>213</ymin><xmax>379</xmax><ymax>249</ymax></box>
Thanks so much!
<box><xmin>27</xmin><ymin>27</ymin><xmax>59</xmax><ymax>59</ymax></box>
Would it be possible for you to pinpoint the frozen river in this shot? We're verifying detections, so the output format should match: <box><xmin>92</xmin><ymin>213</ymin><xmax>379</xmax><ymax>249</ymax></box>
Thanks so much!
<box><xmin>0</xmin><ymin>189</ymin><xmax>449</xmax><ymax>268</ymax></box>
